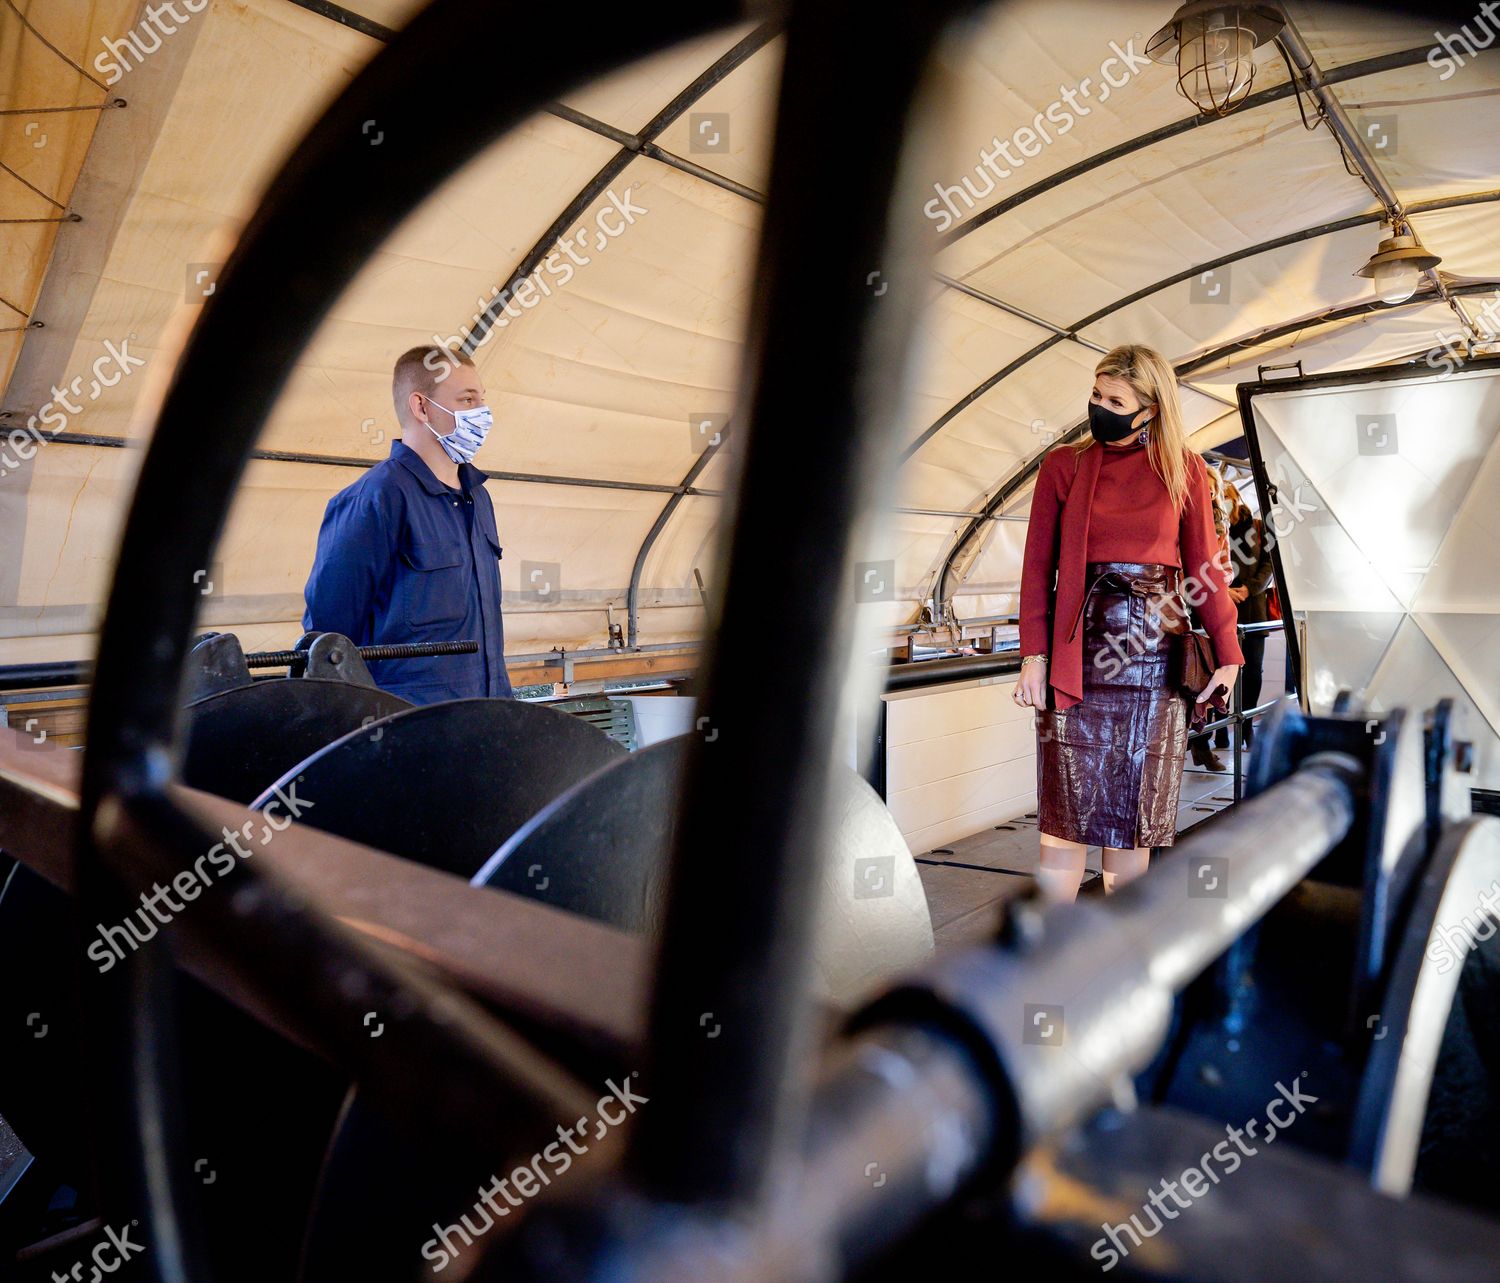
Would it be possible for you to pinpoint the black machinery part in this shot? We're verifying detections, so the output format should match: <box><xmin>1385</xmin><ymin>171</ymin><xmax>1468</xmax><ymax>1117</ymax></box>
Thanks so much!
<box><xmin>246</xmin><ymin>698</ymin><xmax>627</xmax><ymax>879</ymax></box>
<box><xmin>64</xmin><ymin>1</ymin><xmax>1500</xmax><ymax>1281</ymax></box>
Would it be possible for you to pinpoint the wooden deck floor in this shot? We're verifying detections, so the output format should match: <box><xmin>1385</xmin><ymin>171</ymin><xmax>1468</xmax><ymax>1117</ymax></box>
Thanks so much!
<box><xmin>917</xmin><ymin>744</ymin><xmax>1249</xmax><ymax>949</ymax></box>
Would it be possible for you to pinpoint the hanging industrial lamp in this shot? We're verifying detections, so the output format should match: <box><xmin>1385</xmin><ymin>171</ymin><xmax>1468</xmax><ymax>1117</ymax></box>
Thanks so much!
<box><xmin>1355</xmin><ymin>225</ymin><xmax>1442</xmax><ymax>305</ymax></box>
<box><xmin>1147</xmin><ymin>3</ymin><xmax>1287</xmax><ymax>116</ymax></box>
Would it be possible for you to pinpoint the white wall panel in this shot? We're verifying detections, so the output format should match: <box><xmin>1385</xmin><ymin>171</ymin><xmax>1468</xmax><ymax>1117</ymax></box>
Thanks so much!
<box><xmin>884</xmin><ymin>676</ymin><xmax>1037</xmax><ymax>853</ymax></box>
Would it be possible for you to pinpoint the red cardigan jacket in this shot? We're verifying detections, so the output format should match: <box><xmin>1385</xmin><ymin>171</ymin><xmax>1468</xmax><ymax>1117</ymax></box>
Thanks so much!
<box><xmin>1018</xmin><ymin>440</ymin><xmax>1245</xmax><ymax>709</ymax></box>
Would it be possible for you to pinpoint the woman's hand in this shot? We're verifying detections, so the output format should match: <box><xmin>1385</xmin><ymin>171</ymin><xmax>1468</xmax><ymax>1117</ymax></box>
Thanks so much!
<box><xmin>1013</xmin><ymin>656</ymin><xmax>1048</xmax><ymax>707</ymax></box>
<box><xmin>1195</xmin><ymin>664</ymin><xmax>1240</xmax><ymax>712</ymax></box>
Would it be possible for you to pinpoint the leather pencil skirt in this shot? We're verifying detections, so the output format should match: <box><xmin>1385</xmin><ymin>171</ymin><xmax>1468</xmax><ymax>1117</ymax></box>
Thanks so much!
<box><xmin>1035</xmin><ymin>561</ymin><xmax>1190</xmax><ymax>850</ymax></box>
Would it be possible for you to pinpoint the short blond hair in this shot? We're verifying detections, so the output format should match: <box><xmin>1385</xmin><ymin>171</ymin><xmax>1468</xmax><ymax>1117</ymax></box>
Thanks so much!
<box><xmin>392</xmin><ymin>345</ymin><xmax>473</xmax><ymax>424</ymax></box>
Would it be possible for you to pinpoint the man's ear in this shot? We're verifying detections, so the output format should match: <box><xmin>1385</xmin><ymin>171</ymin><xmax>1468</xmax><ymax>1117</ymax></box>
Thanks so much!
<box><xmin>408</xmin><ymin>390</ymin><xmax>428</xmax><ymax>425</ymax></box>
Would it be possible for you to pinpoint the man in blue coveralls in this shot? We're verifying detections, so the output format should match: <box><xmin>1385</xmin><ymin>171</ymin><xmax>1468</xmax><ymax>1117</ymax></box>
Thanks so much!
<box><xmin>302</xmin><ymin>345</ymin><xmax>513</xmax><ymax>704</ymax></box>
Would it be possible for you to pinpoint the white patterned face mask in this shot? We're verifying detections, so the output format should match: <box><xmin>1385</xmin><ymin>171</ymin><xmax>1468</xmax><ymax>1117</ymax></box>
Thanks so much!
<box><xmin>423</xmin><ymin>396</ymin><xmax>492</xmax><ymax>465</ymax></box>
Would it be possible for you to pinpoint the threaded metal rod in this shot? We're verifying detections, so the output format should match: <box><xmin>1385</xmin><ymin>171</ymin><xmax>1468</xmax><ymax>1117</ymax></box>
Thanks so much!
<box><xmin>245</xmin><ymin>640</ymin><xmax>478</xmax><ymax>668</ymax></box>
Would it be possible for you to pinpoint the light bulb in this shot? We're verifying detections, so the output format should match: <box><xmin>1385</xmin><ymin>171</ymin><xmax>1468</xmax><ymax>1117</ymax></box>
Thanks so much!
<box><xmin>1372</xmin><ymin>259</ymin><xmax>1420</xmax><ymax>305</ymax></box>
<box><xmin>1181</xmin><ymin>18</ymin><xmax>1256</xmax><ymax>112</ymax></box>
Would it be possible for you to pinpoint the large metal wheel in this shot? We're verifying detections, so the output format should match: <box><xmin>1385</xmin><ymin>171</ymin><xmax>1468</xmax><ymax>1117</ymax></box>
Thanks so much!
<box><xmin>73</xmin><ymin>1</ymin><xmax>1496</xmax><ymax>1281</ymax></box>
<box><xmin>246</xmin><ymin>699</ymin><xmax>626</xmax><ymax>878</ymax></box>
<box><xmin>78</xmin><ymin>0</ymin><xmax>963</xmax><ymax>1276</ymax></box>
<box><xmin>475</xmin><ymin>734</ymin><xmax>933</xmax><ymax>1007</ymax></box>
<box><xmin>181</xmin><ymin>680</ymin><xmax>412</xmax><ymax>805</ymax></box>
<box><xmin>1351</xmin><ymin>816</ymin><xmax>1500</xmax><ymax>1208</ymax></box>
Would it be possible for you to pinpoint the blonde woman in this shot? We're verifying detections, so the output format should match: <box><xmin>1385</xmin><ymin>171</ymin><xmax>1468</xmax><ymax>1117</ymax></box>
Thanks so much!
<box><xmin>1013</xmin><ymin>345</ymin><xmax>1243</xmax><ymax>902</ymax></box>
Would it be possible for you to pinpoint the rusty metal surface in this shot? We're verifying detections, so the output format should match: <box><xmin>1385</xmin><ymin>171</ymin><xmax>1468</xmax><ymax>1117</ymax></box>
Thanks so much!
<box><xmin>179</xmin><ymin>787</ymin><xmax>646</xmax><ymax>1068</ymax></box>
<box><xmin>0</xmin><ymin>728</ymin><xmax>644</xmax><ymax>1069</ymax></box>
<box><xmin>1010</xmin><ymin>1104</ymin><xmax>1500</xmax><ymax>1282</ymax></box>
<box><xmin>0</xmin><ymin>727</ymin><xmax>78</xmax><ymax>889</ymax></box>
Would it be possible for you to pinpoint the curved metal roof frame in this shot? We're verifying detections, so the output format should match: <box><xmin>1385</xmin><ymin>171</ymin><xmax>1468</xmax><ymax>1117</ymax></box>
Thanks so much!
<box><xmin>903</xmin><ymin>187</ymin><xmax>1500</xmax><ymax>464</ymax></box>
<box><xmin>607</xmin><ymin>31</ymin><xmax>1464</xmax><ymax>638</ymax></box>
<box><xmin>278</xmin><ymin>0</ymin><xmax>776</xmax><ymax>650</ymax></box>
<box><xmin>456</xmin><ymin>24</ymin><xmax>780</xmax><ymax>355</ymax></box>
<box><xmin>910</xmin><ymin>16</ymin><xmax>1500</xmax><ymax>618</ymax></box>
<box><xmin>930</xmin><ymin>278</ymin><xmax>1500</xmax><ymax>617</ymax></box>
<box><xmin>933</xmin><ymin>43</ymin><xmax>1433</xmax><ymax>249</ymax></box>
<box><xmin>904</xmin><ymin>41</ymin><xmax>1452</xmax><ymax>465</ymax></box>
<box><xmin>238</xmin><ymin>11</ymin><xmax>1474</xmax><ymax>642</ymax></box>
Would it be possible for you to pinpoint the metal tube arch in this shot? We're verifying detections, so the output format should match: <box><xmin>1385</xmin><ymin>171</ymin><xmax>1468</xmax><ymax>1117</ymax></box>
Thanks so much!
<box><xmin>931</xmin><ymin>279</ymin><xmax>1500</xmax><ymax>618</ymax></box>
<box><xmin>935</xmin><ymin>43</ymin><xmax>1433</xmax><ymax>249</ymax></box>
<box><xmin>905</xmin><ymin>186</ymin><xmax>1500</xmax><ymax>466</ymax></box>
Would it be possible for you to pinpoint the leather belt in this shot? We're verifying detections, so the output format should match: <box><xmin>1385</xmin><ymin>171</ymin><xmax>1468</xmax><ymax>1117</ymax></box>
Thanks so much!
<box><xmin>1067</xmin><ymin>562</ymin><xmax>1181</xmax><ymax>642</ymax></box>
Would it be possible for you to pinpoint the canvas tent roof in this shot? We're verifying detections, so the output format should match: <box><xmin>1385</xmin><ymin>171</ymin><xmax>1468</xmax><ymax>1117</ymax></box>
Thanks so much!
<box><xmin>2</xmin><ymin>0</ymin><xmax>1497</xmax><ymax>665</ymax></box>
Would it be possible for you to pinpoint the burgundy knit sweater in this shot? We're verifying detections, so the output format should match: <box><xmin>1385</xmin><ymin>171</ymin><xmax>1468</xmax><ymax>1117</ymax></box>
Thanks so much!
<box><xmin>1019</xmin><ymin>437</ymin><xmax>1244</xmax><ymax>709</ymax></box>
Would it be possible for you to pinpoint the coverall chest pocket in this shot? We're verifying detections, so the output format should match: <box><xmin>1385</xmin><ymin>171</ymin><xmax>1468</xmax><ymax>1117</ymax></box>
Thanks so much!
<box><xmin>398</xmin><ymin>537</ymin><xmax>467</xmax><ymax>629</ymax></box>
<box><xmin>475</xmin><ymin>501</ymin><xmax>503</xmax><ymax>567</ymax></box>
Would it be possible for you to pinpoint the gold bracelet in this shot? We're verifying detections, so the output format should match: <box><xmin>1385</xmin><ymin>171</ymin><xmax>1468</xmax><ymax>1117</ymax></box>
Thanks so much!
<box><xmin>1020</xmin><ymin>654</ymin><xmax>1047</xmax><ymax>667</ymax></box>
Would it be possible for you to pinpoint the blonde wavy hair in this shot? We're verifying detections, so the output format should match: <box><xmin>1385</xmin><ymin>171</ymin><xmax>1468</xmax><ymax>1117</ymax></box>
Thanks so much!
<box><xmin>1070</xmin><ymin>344</ymin><xmax>1194</xmax><ymax>514</ymax></box>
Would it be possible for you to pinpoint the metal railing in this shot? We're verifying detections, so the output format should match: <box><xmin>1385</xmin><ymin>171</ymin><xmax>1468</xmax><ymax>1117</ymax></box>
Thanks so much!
<box><xmin>884</xmin><ymin>617</ymin><xmax>1290</xmax><ymax>810</ymax></box>
<box><xmin>1185</xmin><ymin>619</ymin><xmax>1287</xmax><ymax>804</ymax></box>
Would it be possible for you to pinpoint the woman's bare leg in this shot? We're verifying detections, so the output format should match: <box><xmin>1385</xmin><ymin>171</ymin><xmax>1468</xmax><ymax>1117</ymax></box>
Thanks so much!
<box><xmin>1037</xmin><ymin>834</ymin><xmax>1087</xmax><ymax>903</ymax></box>
<box><xmin>1101</xmin><ymin>845</ymin><xmax>1151</xmax><ymax>893</ymax></box>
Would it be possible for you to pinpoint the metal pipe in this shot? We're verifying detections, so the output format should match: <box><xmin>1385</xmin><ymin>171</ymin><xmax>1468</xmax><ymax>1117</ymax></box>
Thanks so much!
<box><xmin>934</xmin><ymin>610</ymin><xmax>1019</xmax><ymax>627</ymax></box>
<box><xmin>784</xmin><ymin>756</ymin><xmax>1358</xmax><ymax>1274</ymax></box>
<box><xmin>869</xmin><ymin>752</ymin><xmax>1361</xmax><ymax>1149</ymax></box>
<box><xmin>507</xmin><ymin>639</ymin><xmax>698</xmax><ymax>665</ymax></box>
<box><xmin>897</xmin><ymin>506</ymin><xmax>1019</xmax><ymax>520</ymax></box>
<box><xmin>247</xmin><ymin>639</ymin><xmax>476</xmax><ymax>667</ymax></box>
<box><xmin>462</xmin><ymin>24</ymin><xmax>777</xmax><ymax>355</ymax></box>
<box><xmin>22</xmin><ymin>431</ymin><xmax>730</xmax><ymax>497</ymax></box>
<box><xmin>1275</xmin><ymin>19</ymin><xmax>1467</xmax><ymax>334</ymax></box>
<box><xmin>485</xmin><ymin>751</ymin><xmax>1363</xmax><ymax>1283</ymax></box>
<box><xmin>909</xmin><ymin>186</ymin><xmax>1500</xmax><ymax>472</ymax></box>
<box><xmin>284</xmin><ymin>0</ymin><xmax>393</xmax><ymax>40</ymax></box>
<box><xmin>626</xmin><ymin>425</ymin><xmax>731</xmax><ymax>649</ymax></box>
<box><xmin>886</xmin><ymin>651</ymin><xmax>1019</xmax><ymax>691</ymax></box>
<box><xmin>0</xmin><ymin>659</ymin><xmax>87</xmax><ymax>690</ymax></box>
<box><xmin>903</xmin><ymin>332</ymin><xmax>1066</xmax><ymax>466</ymax></box>
<box><xmin>1276</xmin><ymin>23</ymin><xmax>1402</xmax><ymax>214</ymax></box>
<box><xmin>1186</xmin><ymin>694</ymin><xmax>1285</xmax><ymax>741</ymax></box>
<box><xmin>934</xmin><ymin>273</ymin><xmax>1106</xmax><ymax>349</ymax></box>
<box><xmin>640</xmin><ymin>143</ymin><xmax>766</xmax><ymax>203</ymax></box>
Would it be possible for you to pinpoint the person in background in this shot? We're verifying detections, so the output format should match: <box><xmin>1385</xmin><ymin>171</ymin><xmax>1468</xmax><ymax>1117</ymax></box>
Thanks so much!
<box><xmin>303</xmin><ymin>345</ymin><xmax>513</xmax><ymax>705</ymax></box>
<box><xmin>1013</xmin><ymin>344</ymin><xmax>1242</xmax><ymax>903</ymax></box>
<box><xmin>1189</xmin><ymin>469</ymin><xmax>1236</xmax><ymax>771</ymax></box>
<box><xmin>1212</xmin><ymin>480</ymin><xmax>1273</xmax><ymax>753</ymax></box>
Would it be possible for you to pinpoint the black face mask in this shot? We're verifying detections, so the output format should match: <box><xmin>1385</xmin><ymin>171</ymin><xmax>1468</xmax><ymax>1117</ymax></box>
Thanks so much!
<box><xmin>1088</xmin><ymin>400</ymin><xmax>1154</xmax><ymax>444</ymax></box>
